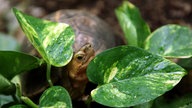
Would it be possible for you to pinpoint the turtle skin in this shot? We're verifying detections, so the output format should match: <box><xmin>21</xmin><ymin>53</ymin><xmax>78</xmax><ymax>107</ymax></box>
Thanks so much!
<box><xmin>20</xmin><ymin>10</ymin><xmax>125</xmax><ymax>101</ymax></box>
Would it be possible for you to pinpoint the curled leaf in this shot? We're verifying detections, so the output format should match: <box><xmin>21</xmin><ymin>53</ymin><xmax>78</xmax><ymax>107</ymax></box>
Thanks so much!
<box><xmin>115</xmin><ymin>1</ymin><xmax>151</xmax><ymax>48</ymax></box>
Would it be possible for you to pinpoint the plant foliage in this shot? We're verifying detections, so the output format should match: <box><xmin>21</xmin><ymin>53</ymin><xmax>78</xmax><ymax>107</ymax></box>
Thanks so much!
<box><xmin>13</xmin><ymin>8</ymin><xmax>75</xmax><ymax>67</ymax></box>
<box><xmin>87</xmin><ymin>46</ymin><xmax>186</xmax><ymax>107</ymax></box>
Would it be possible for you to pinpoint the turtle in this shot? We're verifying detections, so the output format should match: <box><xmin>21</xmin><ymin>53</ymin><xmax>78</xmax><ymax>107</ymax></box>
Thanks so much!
<box><xmin>20</xmin><ymin>10</ymin><xmax>125</xmax><ymax>101</ymax></box>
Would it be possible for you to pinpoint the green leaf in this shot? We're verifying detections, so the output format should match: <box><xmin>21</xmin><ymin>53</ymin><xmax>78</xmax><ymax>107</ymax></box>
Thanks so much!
<box><xmin>133</xmin><ymin>101</ymin><xmax>153</xmax><ymax>108</ymax></box>
<box><xmin>39</xmin><ymin>86</ymin><xmax>72</xmax><ymax>108</ymax></box>
<box><xmin>0</xmin><ymin>75</ymin><xmax>15</xmax><ymax>94</ymax></box>
<box><xmin>0</xmin><ymin>95</ymin><xmax>14</xmax><ymax>106</ymax></box>
<box><xmin>0</xmin><ymin>51</ymin><xmax>42</xmax><ymax>80</ymax></box>
<box><xmin>145</xmin><ymin>24</ymin><xmax>192</xmax><ymax>58</ymax></box>
<box><xmin>9</xmin><ymin>104</ymin><xmax>28</xmax><ymax>108</ymax></box>
<box><xmin>87</xmin><ymin>46</ymin><xmax>186</xmax><ymax>107</ymax></box>
<box><xmin>115</xmin><ymin>1</ymin><xmax>151</xmax><ymax>48</ymax></box>
<box><xmin>13</xmin><ymin>8</ymin><xmax>75</xmax><ymax>67</ymax></box>
<box><xmin>153</xmin><ymin>94</ymin><xmax>192</xmax><ymax>108</ymax></box>
<box><xmin>0</xmin><ymin>33</ymin><xmax>20</xmax><ymax>51</ymax></box>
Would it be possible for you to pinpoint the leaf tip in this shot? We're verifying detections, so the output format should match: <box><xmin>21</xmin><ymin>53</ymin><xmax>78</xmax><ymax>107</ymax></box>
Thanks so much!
<box><xmin>12</xmin><ymin>8</ymin><xmax>21</xmax><ymax>16</ymax></box>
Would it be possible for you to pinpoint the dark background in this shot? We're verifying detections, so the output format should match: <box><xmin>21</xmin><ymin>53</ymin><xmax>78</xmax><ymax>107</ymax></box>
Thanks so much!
<box><xmin>0</xmin><ymin>0</ymin><xmax>191</xmax><ymax>38</ymax></box>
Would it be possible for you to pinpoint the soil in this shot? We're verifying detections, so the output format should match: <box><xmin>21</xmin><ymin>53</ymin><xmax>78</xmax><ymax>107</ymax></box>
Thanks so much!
<box><xmin>1</xmin><ymin>0</ymin><xmax>192</xmax><ymax>36</ymax></box>
<box><xmin>1</xmin><ymin>0</ymin><xmax>192</xmax><ymax>33</ymax></box>
<box><xmin>0</xmin><ymin>0</ymin><xmax>192</xmax><ymax>107</ymax></box>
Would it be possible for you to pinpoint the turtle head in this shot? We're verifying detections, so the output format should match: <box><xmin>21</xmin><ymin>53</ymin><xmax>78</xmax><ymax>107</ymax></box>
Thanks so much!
<box><xmin>66</xmin><ymin>43</ymin><xmax>95</xmax><ymax>88</ymax></box>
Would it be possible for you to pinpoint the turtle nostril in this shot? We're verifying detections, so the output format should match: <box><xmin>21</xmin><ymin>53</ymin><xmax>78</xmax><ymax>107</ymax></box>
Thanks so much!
<box><xmin>87</xmin><ymin>43</ymin><xmax>92</xmax><ymax>48</ymax></box>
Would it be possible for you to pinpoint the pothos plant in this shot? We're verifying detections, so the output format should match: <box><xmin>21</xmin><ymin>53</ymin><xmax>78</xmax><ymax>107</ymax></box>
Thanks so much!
<box><xmin>0</xmin><ymin>1</ymin><xmax>192</xmax><ymax>108</ymax></box>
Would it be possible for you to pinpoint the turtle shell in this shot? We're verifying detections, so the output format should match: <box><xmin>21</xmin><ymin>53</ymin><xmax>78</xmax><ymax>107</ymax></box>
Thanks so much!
<box><xmin>21</xmin><ymin>10</ymin><xmax>124</xmax><ymax>55</ymax></box>
<box><xmin>44</xmin><ymin>10</ymin><xmax>124</xmax><ymax>54</ymax></box>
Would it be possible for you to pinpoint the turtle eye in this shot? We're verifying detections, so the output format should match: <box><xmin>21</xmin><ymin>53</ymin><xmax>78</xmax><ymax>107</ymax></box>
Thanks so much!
<box><xmin>77</xmin><ymin>55</ymin><xmax>84</xmax><ymax>61</ymax></box>
<box><xmin>75</xmin><ymin>51</ymin><xmax>85</xmax><ymax>62</ymax></box>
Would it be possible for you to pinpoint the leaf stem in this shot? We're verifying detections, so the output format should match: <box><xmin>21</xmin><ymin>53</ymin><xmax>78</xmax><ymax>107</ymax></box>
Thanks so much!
<box><xmin>85</xmin><ymin>95</ymin><xmax>92</xmax><ymax>108</ymax></box>
<box><xmin>46</xmin><ymin>63</ymin><xmax>53</xmax><ymax>86</ymax></box>
<box><xmin>15</xmin><ymin>83</ymin><xmax>22</xmax><ymax>102</ymax></box>
<box><xmin>21</xmin><ymin>96</ymin><xmax>38</xmax><ymax>108</ymax></box>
